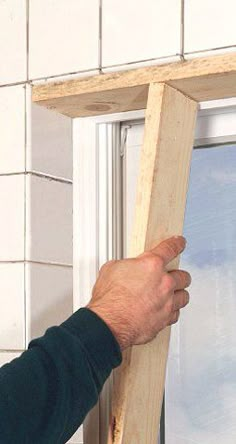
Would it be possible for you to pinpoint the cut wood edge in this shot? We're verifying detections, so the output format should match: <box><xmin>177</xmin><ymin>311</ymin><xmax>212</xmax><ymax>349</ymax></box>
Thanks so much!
<box><xmin>32</xmin><ymin>52</ymin><xmax>236</xmax><ymax>117</ymax></box>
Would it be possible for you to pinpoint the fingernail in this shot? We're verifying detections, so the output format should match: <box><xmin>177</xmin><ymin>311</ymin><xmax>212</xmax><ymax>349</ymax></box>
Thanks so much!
<box><xmin>174</xmin><ymin>235</ymin><xmax>187</xmax><ymax>244</ymax></box>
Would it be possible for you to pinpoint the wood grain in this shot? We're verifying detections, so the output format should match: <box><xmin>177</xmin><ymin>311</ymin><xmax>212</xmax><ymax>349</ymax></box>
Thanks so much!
<box><xmin>108</xmin><ymin>83</ymin><xmax>197</xmax><ymax>444</ymax></box>
<box><xmin>32</xmin><ymin>52</ymin><xmax>236</xmax><ymax>116</ymax></box>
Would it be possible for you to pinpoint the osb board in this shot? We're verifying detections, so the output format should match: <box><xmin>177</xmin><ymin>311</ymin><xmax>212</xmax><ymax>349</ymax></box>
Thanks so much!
<box><xmin>33</xmin><ymin>52</ymin><xmax>236</xmax><ymax>117</ymax></box>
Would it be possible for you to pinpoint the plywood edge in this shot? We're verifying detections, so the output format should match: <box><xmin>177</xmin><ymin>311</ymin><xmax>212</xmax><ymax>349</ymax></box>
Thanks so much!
<box><xmin>32</xmin><ymin>52</ymin><xmax>236</xmax><ymax>117</ymax></box>
<box><xmin>33</xmin><ymin>52</ymin><xmax>236</xmax><ymax>101</ymax></box>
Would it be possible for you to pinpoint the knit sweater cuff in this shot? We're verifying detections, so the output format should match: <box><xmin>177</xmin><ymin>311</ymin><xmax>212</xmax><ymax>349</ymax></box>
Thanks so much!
<box><xmin>61</xmin><ymin>308</ymin><xmax>122</xmax><ymax>379</ymax></box>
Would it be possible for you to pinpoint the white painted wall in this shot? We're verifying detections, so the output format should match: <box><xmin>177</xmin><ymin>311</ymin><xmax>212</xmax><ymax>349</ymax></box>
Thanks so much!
<box><xmin>0</xmin><ymin>1</ymin><xmax>236</xmax><ymax>443</ymax></box>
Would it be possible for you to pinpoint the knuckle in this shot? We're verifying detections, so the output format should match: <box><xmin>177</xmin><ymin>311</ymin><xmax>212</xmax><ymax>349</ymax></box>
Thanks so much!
<box><xmin>162</xmin><ymin>274</ymin><xmax>175</xmax><ymax>292</ymax></box>
<box><xmin>99</xmin><ymin>263</ymin><xmax>107</xmax><ymax>273</ymax></box>
<box><xmin>155</xmin><ymin>255</ymin><xmax>165</xmax><ymax>268</ymax></box>
<box><xmin>138</xmin><ymin>251</ymin><xmax>149</xmax><ymax>260</ymax></box>
<box><xmin>143</xmin><ymin>254</ymin><xmax>163</xmax><ymax>271</ymax></box>
<box><xmin>100</xmin><ymin>259</ymin><xmax>116</xmax><ymax>273</ymax></box>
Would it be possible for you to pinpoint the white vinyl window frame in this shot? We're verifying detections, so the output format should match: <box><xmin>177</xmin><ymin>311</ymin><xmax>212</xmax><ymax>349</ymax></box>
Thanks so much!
<box><xmin>73</xmin><ymin>97</ymin><xmax>236</xmax><ymax>444</ymax></box>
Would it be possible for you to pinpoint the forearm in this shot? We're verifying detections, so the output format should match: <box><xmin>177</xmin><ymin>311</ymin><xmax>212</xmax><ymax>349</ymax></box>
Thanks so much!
<box><xmin>0</xmin><ymin>308</ymin><xmax>122</xmax><ymax>444</ymax></box>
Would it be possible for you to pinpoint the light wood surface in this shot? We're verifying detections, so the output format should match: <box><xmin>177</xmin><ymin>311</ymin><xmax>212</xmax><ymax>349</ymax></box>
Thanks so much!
<box><xmin>108</xmin><ymin>83</ymin><xmax>197</xmax><ymax>444</ymax></box>
<box><xmin>33</xmin><ymin>52</ymin><xmax>236</xmax><ymax>117</ymax></box>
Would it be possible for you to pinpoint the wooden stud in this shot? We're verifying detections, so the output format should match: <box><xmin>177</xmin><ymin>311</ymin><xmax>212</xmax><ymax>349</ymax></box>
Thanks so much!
<box><xmin>34</xmin><ymin>47</ymin><xmax>236</xmax><ymax>443</ymax></box>
<box><xmin>108</xmin><ymin>83</ymin><xmax>198</xmax><ymax>444</ymax></box>
<box><xmin>32</xmin><ymin>52</ymin><xmax>236</xmax><ymax>116</ymax></box>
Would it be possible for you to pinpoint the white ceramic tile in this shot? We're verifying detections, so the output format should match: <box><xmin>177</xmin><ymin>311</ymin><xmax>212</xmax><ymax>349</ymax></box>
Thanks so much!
<box><xmin>102</xmin><ymin>0</ymin><xmax>181</xmax><ymax>67</ymax></box>
<box><xmin>0</xmin><ymin>85</ymin><xmax>25</xmax><ymax>173</ymax></box>
<box><xmin>0</xmin><ymin>175</ymin><xmax>25</xmax><ymax>261</ymax></box>
<box><xmin>26</xmin><ymin>175</ymin><xmax>72</xmax><ymax>264</ymax></box>
<box><xmin>0</xmin><ymin>0</ymin><xmax>27</xmax><ymax>85</ymax></box>
<box><xmin>29</xmin><ymin>0</ymin><xmax>99</xmax><ymax>79</ymax></box>
<box><xmin>0</xmin><ymin>352</ymin><xmax>22</xmax><ymax>367</ymax></box>
<box><xmin>29</xmin><ymin>103</ymin><xmax>72</xmax><ymax>179</ymax></box>
<box><xmin>185</xmin><ymin>0</ymin><xmax>236</xmax><ymax>53</ymax></box>
<box><xmin>0</xmin><ymin>263</ymin><xmax>25</xmax><ymax>350</ymax></box>
<box><xmin>25</xmin><ymin>263</ymin><xmax>72</xmax><ymax>342</ymax></box>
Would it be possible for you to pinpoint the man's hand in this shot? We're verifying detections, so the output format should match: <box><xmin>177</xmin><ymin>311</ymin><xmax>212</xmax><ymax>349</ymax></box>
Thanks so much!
<box><xmin>87</xmin><ymin>236</ymin><xmax>191</xmax><ymax>351</ymax></box>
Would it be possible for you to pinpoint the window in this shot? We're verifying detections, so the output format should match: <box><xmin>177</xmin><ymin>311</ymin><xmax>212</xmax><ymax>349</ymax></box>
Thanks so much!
<box><xmin>166</xmin><ymin>144</ymin><xmax>236</xmax><ymax>444</ymax></box>
<box><xmin>122</xmin><ymin>117</ymin><xmax>236</xmax><ymax>444</ymax></box>
<box><xmin>73</xmin><ymin>99</ymin><xmax>236</xmax><ymax>443</ymax></box>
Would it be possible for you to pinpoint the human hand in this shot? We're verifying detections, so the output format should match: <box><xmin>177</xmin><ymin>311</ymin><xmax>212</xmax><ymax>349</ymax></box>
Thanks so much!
<box><xmin>87</xmin><ymin>236</ymin><xmax>191</xmax><ymax>350</ymax></box>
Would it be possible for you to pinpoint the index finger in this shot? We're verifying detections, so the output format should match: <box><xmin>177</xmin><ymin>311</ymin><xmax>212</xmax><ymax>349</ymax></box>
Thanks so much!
<box><xmin>150</xmin><ymin>236</ymin><xmax>186</xmax><ymax>266</ymax></box>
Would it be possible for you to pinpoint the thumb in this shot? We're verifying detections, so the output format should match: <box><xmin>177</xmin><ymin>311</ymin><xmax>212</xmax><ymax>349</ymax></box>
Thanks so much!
<box><xmin>149</xmin><ymin>236</ymin><xmax>186</xmax><ymax>266</ymax></box>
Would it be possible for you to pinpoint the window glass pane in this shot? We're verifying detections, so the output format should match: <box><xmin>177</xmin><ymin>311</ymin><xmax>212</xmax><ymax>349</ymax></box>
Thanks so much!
<box><xmin>166</xmin><ymin>144</ymin><xmax>236</xmax><ymax>444</ymax></box>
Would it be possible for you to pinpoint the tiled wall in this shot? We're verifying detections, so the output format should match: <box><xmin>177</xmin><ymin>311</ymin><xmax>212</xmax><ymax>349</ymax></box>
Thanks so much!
<box><xmin>2</xmin><ymin>0</ymin><xmax>235</xmax><ymax>88</ymax></box>
<box><xmin>0</xmin><ymin>0</ymin><xmax>74</xmax><ymax>435</ymax></box>
<box><xmin>0</xmin><ymin>85</ymin><xmax>73</xmax><ymax>345</ymax></box>
<box><xmin>0</xmin><ymin>1</ymin><xmax>236</xmax><ymax>443</ymax></box>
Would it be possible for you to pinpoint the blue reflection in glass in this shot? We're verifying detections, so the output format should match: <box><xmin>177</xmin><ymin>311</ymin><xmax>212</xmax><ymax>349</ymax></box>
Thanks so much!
<box><xmin>166</xmin><ymin>145</ymin><xmax>236</xmax><ymax>444</ymax></box>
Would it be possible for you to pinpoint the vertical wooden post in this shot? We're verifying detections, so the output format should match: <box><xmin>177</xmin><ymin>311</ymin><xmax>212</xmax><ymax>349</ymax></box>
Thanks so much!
<box><xmin>108</xmin><ymin>83</ymin><xmax>198</xmax><ymax>444</ymax></box>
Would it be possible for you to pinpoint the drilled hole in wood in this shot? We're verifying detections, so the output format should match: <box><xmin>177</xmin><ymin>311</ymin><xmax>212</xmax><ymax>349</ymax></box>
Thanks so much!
<box><xmin>86</xmin><ymin>103</ymin><xmax>111</xmax><ymax>112</ymax></box>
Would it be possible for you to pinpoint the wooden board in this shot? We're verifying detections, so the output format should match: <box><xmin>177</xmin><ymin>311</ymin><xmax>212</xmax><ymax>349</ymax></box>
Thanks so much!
<box><xmin>108</xmin><ymin>83</ymin><xmax>197</xmax><ymax>444</ymax></box>
<box><xmin>32</xmin><ymin>52</ymin><xmax>236</xmax><ymax>117</ymax></box>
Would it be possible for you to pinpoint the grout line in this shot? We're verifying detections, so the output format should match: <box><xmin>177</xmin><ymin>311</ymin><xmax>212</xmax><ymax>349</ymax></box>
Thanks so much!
<box><xmin>0</xmin><ymin>171</ymin><xmax>72</xmax><ymax>184</ymax></box>
<box><xmin>25</xmin><ymin>84</ymin><xmax>32</xmax><ymax>172</ymax></box>
<box><xmin>99</xmin><ymin>0</ymin><xmax>103</xmax><ymax>73</ymax></box>
<box><xmin>24</xmin><ymin>66</ymin><xmax>30</xmax><ymax>349</ymax></box>
<box><xmin>184</xmin><ymin>44</ymin><xmax>236</xmax><ymax>55</ymax></box>
<box><xmin>0</xmin><ymin>44</ymin><xmax>236</xmax><ymax>90</ymax></box>
<box><xmin>27</xmin><ymin>260</ymin><xmax>73</xmax><ymax>268</ymax></box>
<box><xmin>24</xmin><ymin>81</ymin><xmax>27</xmax><ymax>348</ymax></box>
<box><xmin>29</xmin><ymin>68</ymin><xmax>100</xmax><ymax>84</ymax></box>
<box><xmin>0</xmin><ymin>260</ymin><xmax>25</xmax><ymax>264</ymax></box>
<box><xmin>0</xmin><ymin>172</ymin><xmax>27</xmax><ymax>177</ymax></box>
<box><xmin>0</xmin><ymin>80</ymin><xmax>27</xmax><ymax>89</ymax></box>
<box><xmin>24</xmin><ymin>262</ymin><xmax>27</xmax><ymax>349</ymax></box>
<box><xmin>180</xmin><ymin>0</ymin><xmax>185</xmax><ymax>58</ymax></box>
<box><xmin>24</xmin><ymin>86</ymin><xmax>28</xmax><ymax>173</ymax></box>
<box><xmin>26</xmin><ymin>0</ymin><xmax>29</xmax><ymax>81</ymax></box>
<box><xmin>101</xmin><ymin>54</ymin><xmax>182</xmax><ymax>71</ymax></box>
<box><xmin>0</xmin><ymin>260</ymin><xmax>73</xmax><ymax>268</ymax></box>
<box><xmin>24</xmin><ymin>173</ymin><xmax>27</xmax><ymax>348</ymax></box>
<box><xmin>25</xmin><ymin>169</ymin><xmax>29</xmax><ymax>347</ymax></box>
<box><xmin>26</xmin><ymin>171</ymin><xmax>73</xmax><ymax>184</ymax></box>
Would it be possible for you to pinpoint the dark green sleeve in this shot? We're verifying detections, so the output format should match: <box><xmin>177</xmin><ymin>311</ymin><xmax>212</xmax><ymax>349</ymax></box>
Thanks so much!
<box><xmin>0</xmin><ymin>308</ymin><xmax>122</xmax><ymax>444</ymax></box>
